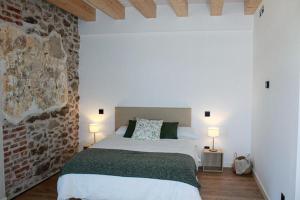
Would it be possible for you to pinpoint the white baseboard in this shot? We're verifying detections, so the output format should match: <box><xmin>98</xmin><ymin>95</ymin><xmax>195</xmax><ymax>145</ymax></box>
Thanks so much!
<box><xmin>253</xmin><ymin>169</ymin><xmax>270</xmax><ymax>200</ymax></box>
<box><xmin>223</xmin><ymin>162</ymin><xmax>232</xmax><ymax>168</ymax></box>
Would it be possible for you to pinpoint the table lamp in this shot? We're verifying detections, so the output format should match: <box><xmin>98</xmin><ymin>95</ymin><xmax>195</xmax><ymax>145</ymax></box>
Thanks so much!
<box><xmin>208</xmin><ymin>127</ymin><xmax>219</xmax><ymax>152</ymax></box>
<box><xmin>89</xmin><ymin>123</ymin><xmax>100</xmax><ymax>144</ymax></box>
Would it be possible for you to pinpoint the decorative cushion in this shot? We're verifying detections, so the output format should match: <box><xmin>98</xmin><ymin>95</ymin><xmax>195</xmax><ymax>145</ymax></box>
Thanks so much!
<box><xmin>160</xmin><ymin>122</ymin><xmax>179</xmax><ymax>139</ymax></box>
<box><xmin>123</xmin><ymin>120</ymin><xmax>137</xmax><ymax>138</ymax></box>
<box><xmin>131</xmin><ymin>118</ymin><xmax>163</xmax><ymax>140</ymax></box>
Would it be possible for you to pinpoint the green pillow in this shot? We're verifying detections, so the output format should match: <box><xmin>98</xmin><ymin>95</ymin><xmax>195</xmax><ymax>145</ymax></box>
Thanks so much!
<box><xmin>123</xmin><ymin>120</ymin><xmax>136</xmax><ymax>138</ymax></box>
<box><xmin>160</xmin><ymin>122</ymin><xmax>179</xmax><ymax>139</ymax></box>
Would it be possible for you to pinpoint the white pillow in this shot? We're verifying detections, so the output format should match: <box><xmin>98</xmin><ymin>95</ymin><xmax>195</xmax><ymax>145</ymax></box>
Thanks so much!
<box><xmin>177</xmin><ymin>127</ymin><xmax>200</xmax><ymax>139</ymax></box>
<box><xmin>131</xmin><ymin>118</ymin><xmax>163</xmax><ymax>141</ymax></box>
<box><xmin>115</xmin><ymin>126</ymin><xmax>127</xmax><ymax>136</ymax></box>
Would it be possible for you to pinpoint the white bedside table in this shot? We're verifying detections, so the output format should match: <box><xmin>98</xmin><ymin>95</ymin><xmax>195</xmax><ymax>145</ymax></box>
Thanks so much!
<box><xmin>202</xmin><ymin>149</ymin><xmax>223</xmax><ymax>172</ymax></box>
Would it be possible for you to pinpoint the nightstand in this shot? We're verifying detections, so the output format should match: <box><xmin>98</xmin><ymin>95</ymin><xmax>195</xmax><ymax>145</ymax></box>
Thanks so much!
<box><xmin>202</xmin><ymin>149</ymin><xmax>223</xmax><ymax>172</ymax></box>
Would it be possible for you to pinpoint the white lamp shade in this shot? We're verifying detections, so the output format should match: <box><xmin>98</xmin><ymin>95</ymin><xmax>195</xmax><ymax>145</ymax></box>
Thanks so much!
<box><xmin>89</xmin><ymin>124</ymin><xmax>100</xmax><ymax>133</ymax></box>
<box><xmin>208</xmin><ymin>127</ymin><xmax>220</xmax><ymax>137</ymax></box>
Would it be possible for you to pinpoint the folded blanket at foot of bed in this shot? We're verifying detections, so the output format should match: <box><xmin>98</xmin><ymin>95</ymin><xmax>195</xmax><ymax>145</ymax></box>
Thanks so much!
<box><xmin>60</xmin><ymin>148</ymin><xmax>200</xmax><ymax>188</ymax></box>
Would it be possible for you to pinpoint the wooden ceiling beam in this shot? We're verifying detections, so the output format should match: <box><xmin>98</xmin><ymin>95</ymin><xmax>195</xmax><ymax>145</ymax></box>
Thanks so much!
<box><xmin>244</xmin><ymin>0</ymin><xmax>262</xmax><ymax>15</ymax></box>
<box><xmin>169</xmin><ymin>0</ymin><xmax>188</xmax><ymax>17</ymax></box>
<box><xmin>86</xmin><ymin>0</ymin><xmax>125</xmax><ymax>19</ymax></box>
<box><xmin>130</xmin><ymin>0</ymin><xmax>156</xmax><ymax>18</ymax></box>
<box><xmin>209</xmin><ymin>0</ymin><xmax>224</xmax><ymax>16</ymax></box>
<box><xmin>47</xmin><ymin>0</ymin><xmax>96</xmax><ymax>21</ymax></box>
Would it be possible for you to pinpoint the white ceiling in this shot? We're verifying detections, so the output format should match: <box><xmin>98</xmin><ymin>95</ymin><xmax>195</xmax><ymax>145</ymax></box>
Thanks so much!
<box><xmin>119</xmin><ymin>0</ymin><xmax>244</xmax><ymax>7</ymax></box>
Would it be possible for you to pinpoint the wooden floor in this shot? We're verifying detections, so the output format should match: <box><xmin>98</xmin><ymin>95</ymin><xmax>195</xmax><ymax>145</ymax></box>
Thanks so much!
<box><xmin>198</xmin><ymin>168</ymin><xmax>264</xmax><ymax>200</ymax></box>
<box><xmin>13</xmin><ymin>175</ymin><xmax>58</xmax><ymax>200</ymax></box>
<box><xmin>14</xmin><ymin>168</ymin><xmax>264</xmax><ymax>200</ymax></box>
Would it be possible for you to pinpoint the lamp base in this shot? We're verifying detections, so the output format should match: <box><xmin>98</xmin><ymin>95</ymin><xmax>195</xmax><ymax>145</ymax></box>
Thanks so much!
<box><xmin>209</xmin><ymin>149</ymin><xmax>218</xmax><ymax>152</ymax></box>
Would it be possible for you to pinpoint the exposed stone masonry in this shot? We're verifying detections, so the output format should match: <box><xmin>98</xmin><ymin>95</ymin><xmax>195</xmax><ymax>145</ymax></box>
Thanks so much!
<box><xmin>0</xmin><ymin>0</ymin><xmax>80</xmax><ymax>198</ymax></box>
<box><xmin>0</xmin><ymin>25</ymin><xmax>69</xmax><ymax>123</ymax></box>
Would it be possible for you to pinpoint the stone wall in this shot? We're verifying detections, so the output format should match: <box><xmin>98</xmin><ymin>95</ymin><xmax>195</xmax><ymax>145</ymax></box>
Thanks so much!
<box><xmin>0</xmin><ymin>25</ymin><xmax>69</xmax><ymax>124</ymax></box>
<box><xmin>0</xmin><ymin>0</ymin><xmax>79</xmax><ymax>198</ymax></box>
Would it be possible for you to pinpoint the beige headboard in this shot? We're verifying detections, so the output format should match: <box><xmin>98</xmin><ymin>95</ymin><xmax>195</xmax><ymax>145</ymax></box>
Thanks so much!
<box><xmin>115</xmin><ymin>107</ymin><xmax>191</xmax><ymax>130</ymax></box>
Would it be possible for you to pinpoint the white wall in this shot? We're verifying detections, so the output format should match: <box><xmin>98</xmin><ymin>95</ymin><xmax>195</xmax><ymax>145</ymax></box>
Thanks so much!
<box><xmin>296</xmin><ymin>81</ymin><xmax>300</xmax><ymax>199</ymax></box>
<box><xmin>297</xmin><ymin>107</ymin><xmax>300</xmax><ymax>199</ymax></box>
<box><xmin>79</xmin><ymin>3</ymin><xmax>253</xmax><ymax>166</ymax></box>
<box><xmin>252</xmin><ymin>0</ymin><xmax>300</xmax><ymax>199</ymax></box>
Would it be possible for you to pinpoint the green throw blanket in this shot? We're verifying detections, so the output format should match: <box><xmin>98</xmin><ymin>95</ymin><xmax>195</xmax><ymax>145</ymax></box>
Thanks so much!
<box><xmin>60</xmin><ymin>148</ymin><xmax>199</xmax><ymax>188</ymax></box>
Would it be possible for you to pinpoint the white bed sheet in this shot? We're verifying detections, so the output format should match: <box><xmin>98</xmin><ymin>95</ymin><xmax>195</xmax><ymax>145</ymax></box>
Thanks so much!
<box><xmin>57</xmin><ymin>135</ymin><xmax>202</xmax><ymax>200</ymax></box>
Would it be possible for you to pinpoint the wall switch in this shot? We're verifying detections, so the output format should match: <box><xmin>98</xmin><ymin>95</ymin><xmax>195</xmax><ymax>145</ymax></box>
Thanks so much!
<box><xmin>205</xmin><ymin>111</ymin><xmax>210</xmax><ymax>117</ymax></box>
<box><xmin>265</xmin><ymin>81</ymin><xmax>270</xmax><ymax>89</ymax></box>
<box><xmin>281</xmin><ymin>193</ymin><xmax>285</xmax><ymax>200</ymax></box>
<box><xmin>99</xmin><ymin>109</ymin><xmax>104</xmax><ymax>115</ymax></box>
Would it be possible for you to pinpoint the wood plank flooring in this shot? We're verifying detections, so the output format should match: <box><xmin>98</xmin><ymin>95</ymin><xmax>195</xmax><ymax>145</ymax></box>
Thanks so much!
<box><xmin>13</xmin><ymin>175</ymin><xmax>58</xmax><ymax>200</ymax></box>
<box><xmin>14</xmin><ymin>168</ymin><xmax>264</xmax><ymax>200</ymax></box>
<box><xmin>198</xmin><ymin>168</ymin><xmax>264</xmax><ymax>200</ymax></box>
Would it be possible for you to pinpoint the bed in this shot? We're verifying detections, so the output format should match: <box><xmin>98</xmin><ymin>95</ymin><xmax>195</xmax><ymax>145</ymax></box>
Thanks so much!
<box><xmin>57</xmin><ymin>107</ymin><xmax>202</xmax><ymax>200</ymax></box>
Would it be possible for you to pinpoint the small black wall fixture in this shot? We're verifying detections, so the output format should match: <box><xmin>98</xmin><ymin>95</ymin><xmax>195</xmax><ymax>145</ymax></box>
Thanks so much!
<box><xmin>281</xmin><ymin>193</ymin><xmax>285</xmax><ymax>200</ymax></box>
<box><xmin>265</xmin><ymin>81</ymin><xmax>270</xmax><ymax>89</ymax></box>
<box><xmin>99</xmin><ymin>109</ymin><xmax>104</xmax><ymax>115</ymax></box>
<box><xmin>259</xmin><ymin>5</ymin><xmax>265</xmax><ymax>17</ymax></box>
<box><xmin>205</xmin><ymin>111</ymin><xmax>210</xmax><ymax>117</ymax></box>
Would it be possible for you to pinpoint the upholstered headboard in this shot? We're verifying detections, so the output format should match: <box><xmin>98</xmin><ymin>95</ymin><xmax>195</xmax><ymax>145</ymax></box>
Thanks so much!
<box><xmin>115</xmin><ymin>107</ymin><xmax>191</xmax><ymax>130</ymax></box>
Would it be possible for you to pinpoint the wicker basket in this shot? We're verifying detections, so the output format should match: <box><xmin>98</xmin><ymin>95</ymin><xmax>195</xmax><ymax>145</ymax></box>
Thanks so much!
<box><xmin>232</xmin><ymin>153</ymin><xmax>252</xmax><ymax>175</ymax></box>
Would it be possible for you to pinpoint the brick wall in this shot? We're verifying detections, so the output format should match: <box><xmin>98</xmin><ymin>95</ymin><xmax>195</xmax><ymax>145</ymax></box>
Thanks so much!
<box><xmin>0</xmin><ymin>0</ymin><xmax>80</xmax><ymax>198</ymax></box>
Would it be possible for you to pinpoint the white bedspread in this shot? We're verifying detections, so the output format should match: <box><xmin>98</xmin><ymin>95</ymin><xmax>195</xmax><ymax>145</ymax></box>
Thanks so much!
<box><xmin>57</xmin><ymin>135</ymin><xmax>202</xmax><ymax>200</ymax></box>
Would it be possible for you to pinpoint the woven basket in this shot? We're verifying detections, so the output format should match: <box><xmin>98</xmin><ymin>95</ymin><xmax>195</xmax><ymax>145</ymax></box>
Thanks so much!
<box><xmin>232</xmin><ymin>153</ymin><xmax>252</xmax><ymax>175</ymax></box>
